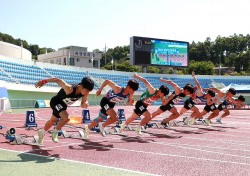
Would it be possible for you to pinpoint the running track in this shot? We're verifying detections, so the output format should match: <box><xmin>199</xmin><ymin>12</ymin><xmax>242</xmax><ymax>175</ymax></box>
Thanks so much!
<box><xmin>0</xmin><ymin>105</ymin><xmax>250</xmax><ymax>176</ymax></box>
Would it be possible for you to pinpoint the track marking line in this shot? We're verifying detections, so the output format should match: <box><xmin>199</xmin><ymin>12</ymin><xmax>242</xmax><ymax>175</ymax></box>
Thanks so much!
<box><xmin>17</xmin><ymin>134</ymin><xmax>250</xmax><ymax>165</ymax></box>
<box><xmin>0</xmin><ymin>148</ymin><xmax>156</xmax><ymax>176</ymax></box>
<box><xmin>24</xmin><ymin>141</ymin><xmax>250</xmax><ymax>166</ymax></box>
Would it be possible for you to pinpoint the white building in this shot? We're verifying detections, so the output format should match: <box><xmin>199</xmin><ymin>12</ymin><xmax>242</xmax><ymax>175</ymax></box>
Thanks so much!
<box><xmin>0</xmin><ymin>41</ymin><xmax>32</xmax><ymax>60</ymax></box>
<box><xmin>38</xmin><ymin>46</ymin><xmax>102</xmax><ymax>68</ymax></box>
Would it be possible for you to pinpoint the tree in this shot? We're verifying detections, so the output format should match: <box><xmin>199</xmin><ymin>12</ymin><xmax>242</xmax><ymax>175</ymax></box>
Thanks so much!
<box><xmin>147</xmin><ymin>66</ymin><xmax>160</xmax><ymax>73</ymax></box>
<box><xmin>0</xmin><ymin>32</ymin><xmax>56</xmax><ymax>60</ymax></box>
<box><xmin>29</xmin><ymin>44</ymin><xmax>40</xmax><ymax>60</ymax></box>
<box><xmin>187</xmin><ymin>60</ymin><xmax>215</xmax><ymax>75</ymax></box>
<box><xmin>100</xmin><ymin>45</ymin><xmax>129</xmax><ymax>67</ymax></box>
<box><xmin>102</xmin><ymin>61</ymin><xmax>139</xmax><ymax>72</ymax></box>
<box><xmin>39</xmin><ymin>47</ymin><xmax>55</xmax><ymax>54</ymax></box>
<box><xmin>116</xmin><ymin>61</ymin><xmax>139</xmax><ymax>72</ymax></box>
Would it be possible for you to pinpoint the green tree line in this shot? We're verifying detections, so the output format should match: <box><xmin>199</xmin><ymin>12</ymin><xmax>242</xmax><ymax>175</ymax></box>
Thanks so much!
<box><xmin>102</xmin><ymin>34</ymin><xmax>250</xmax><ymax>75</ymax></box>
<box><xmin>0</xmin><ymin>32</ymin><xmax>54</xmax><ymax>60</ymax></box>
<box><xmin>1</xmin><ymin>32</ymin><xmax>250</xmax><ymax>75</ymax></box>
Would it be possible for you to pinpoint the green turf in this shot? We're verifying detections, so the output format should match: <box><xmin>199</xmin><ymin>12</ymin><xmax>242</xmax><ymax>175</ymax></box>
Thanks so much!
<box><xmin>0</xmin><ymin>149</ymin><xmax>150</xmax><ymax>176</ymax></box>
<box><xmin>3</xmin><ymin>108</ymin><xmax>38</xmax><ymax>114</ymax></box>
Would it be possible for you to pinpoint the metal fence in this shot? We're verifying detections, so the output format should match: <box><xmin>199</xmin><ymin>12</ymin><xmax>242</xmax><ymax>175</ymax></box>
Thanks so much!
<box><xmin>9</xmin><ymin>99</ymin><xmax>100</xmax><ymax>108</ymax></box>
<box><xmin>9</xmin><ymin>99</ymin><xmax>36</xmax><ymax>109</ymax></box>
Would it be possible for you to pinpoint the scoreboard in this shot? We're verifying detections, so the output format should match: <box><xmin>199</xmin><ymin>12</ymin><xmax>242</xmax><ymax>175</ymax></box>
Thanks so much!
<box><xmin>130</xmin><ymin>36</ymin><xmax>189</xmax><ymax>67</ymax></box>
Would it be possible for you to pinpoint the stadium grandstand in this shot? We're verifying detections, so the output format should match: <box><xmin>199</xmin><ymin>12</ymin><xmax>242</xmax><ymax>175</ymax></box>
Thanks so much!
<box><xmin>1</xmin><ymin>54</ymin><xmax>250</xmax><ymax>110</ymax></box>
<box><xmin>0</xmin><ymin>40</ymin><xmax>250</xmax><ymax>109</ymax></box>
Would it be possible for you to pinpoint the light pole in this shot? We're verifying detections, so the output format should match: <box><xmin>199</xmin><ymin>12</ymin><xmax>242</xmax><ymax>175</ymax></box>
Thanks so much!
<box><xmin>92</xmin><ymin>52</ymin><xmax>94</xmax><ymax>68</ymax></box>
<box><xmin>20</xmin><ymin>40</ymin><xmax>23</xmax><ymax>59</ymax></box>
<box><xmin>104</xmin><ymin>44</ymin><xmax>107</xmax><ymax>65</ymax></box>
<box><xmin>111</xmin><ymin>56</ymin><xmax>114</xmax><ymax>70</ymax></box>
<box><xmin>219</xmin><ymin>50</ymin><xmax>226</xmax><ymax>75</ymax></box>
<box><xmin>241</xmin><ymin>51</ymin><xmax>246</xmax><ymax>74</ymax></box>
<box><xmin>219</xmin><ymin>53</ymin><xmax>221</xmax><ymax>76</ymax></box>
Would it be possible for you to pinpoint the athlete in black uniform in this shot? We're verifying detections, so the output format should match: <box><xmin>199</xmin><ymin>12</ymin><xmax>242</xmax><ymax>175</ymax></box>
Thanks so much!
<box><xmin>203</xmin><ymin>87</ymin><xmax>237</xmax><ymax>125</ymax></box>
<box><xmin>84</xmin><ymin>76</ymin><xmax>139</xmax><ymax>138</ymax></box>
<box><xmin>35</xmin><ymin>77</ymin><xmax>94</xmax><ymax>144</ymax></box>
<box><xmin>151</xmin><ymin>78</ymin><xmax>194</xmax><ymax>127</ymax></box>
<box><xmin>180</xmin><ymin>71</ymin><xmax>215</xmax><ymax>125</ymax></box>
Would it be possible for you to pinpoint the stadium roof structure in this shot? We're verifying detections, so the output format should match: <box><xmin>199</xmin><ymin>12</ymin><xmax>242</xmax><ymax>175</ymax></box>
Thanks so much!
<box><xmin>220</xmin><ymin>83</ymin><xmax>250</xmax><ymax>93</ymax></box>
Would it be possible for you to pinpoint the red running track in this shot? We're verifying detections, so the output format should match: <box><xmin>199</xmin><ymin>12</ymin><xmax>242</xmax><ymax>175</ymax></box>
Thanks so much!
<box><xmin>0</xmin><ymin>105</ymin><xmax>250</xmax><ymax>176</ymax></box>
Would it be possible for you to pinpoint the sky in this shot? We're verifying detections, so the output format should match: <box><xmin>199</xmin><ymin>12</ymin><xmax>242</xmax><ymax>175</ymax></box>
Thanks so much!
<box><xmin>0</xmin><ymin>0</ymin><xmax>249</xmax><ymax>52</ymax></box>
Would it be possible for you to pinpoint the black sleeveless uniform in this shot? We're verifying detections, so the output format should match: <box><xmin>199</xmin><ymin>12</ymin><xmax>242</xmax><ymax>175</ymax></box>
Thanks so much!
<box><xmin>50</xmin><ymin>85</ymin><xmax>83</xmax><ymax>118</ymax></box>
<box><xmin>160</xmin><ymin>92</ymin><xmax>186</xmax><ymax>112</ymax></box>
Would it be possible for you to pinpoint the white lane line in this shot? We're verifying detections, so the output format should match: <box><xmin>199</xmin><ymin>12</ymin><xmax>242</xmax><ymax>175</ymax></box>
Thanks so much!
<box><xmin>197</xmin><ymin>132</ymin><xmax>250</xmax><ymax>139</ymax></box>
<box><xmin>2</xmin><ymin>120</ymin><xmax>250</xmax><ymax>146</ymax></box>
<box><xmin>0</xmin><ymin>148</ymin><xmax>155</xmax><ymax>176</ymax></box>
<box><xmin>2</xmin><ymin>128</ymin><xmax>250</xmax><ymax>167</ymax></box>
<box><xmin>28</xmin><ymin>134</ymin><xmax>250</xmax><ymax>153</ymax></box>
<box><xmin>15</xmin><ymin>133</ymin><xmax>250</xmax><ymax>166</ymax></box>
<box><xmin>20</xmin><ymin>139</ymin><xmax>250</xmax><ymax>166</ymax></box>
<box><xmin>182</xmin><ymin>136</ymin><xmax>250</xmax><ymax>145</ymax></box>
<box><xmin>39</xmin><ymin>137</ymin><xmax>250</xmax><ymax>160</ymax></box>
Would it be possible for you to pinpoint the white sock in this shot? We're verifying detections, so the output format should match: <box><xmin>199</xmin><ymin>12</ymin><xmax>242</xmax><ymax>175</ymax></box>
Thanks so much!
<box><xmin>39</xmin><ymin>128</ymin><xmax>46</xmax><ymax>135</ymax></box>
<box><xmin>185</xmin><ymin>116</ymin><xmax>191</xmax><ymax>121</ymax></box>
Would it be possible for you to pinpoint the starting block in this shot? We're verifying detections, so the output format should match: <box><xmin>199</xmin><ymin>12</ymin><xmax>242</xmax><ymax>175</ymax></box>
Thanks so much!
<box><xmin>82</xmin><ymin>109</ymin><xmax>91</xmax><ymax>124</ymax></box>
<box><xmin>145</xmin><ymin>123</ymin><xmax>154</xmax><ymax>128</ymax></box>
<box><xmin>57</xmin><ymin>123</ymin><xmax>100</xmax><ymax>139</ymax></box>
<box><xmin>136</xmin><ymin>116</ymin><xmax>141</xmax><ymax>120</ymax></box>
<box><xmin>25</xmin><ymin>111</ymin><xmax>38</xmax><ymax>129</ymax></box>
<box><xmin>8</xmin><ymin>134</ymin><xmax>41</xmax><ymax>146</ymax></box>
<box><xmin>115</xmin><ymin>109</ymin><xmax>134</xmax><ymax>131</ymax></box>
<box><xmin>117</xmin><ymin>109</ymin><xmax>126</xmax><ymax>123</ymax></box>
<box><xmin>150</xmin><ymin>120</ymin><xmax>179</xmax><ymax>129</ymax></box>
<box><xmin>104</xmin><ymin>126</ymin><xmax>122</xmax><ymax>135</ymax></box>
<box><xmin>91</xmin><ymin>123</ymin><xmax>100</xmax><ymax>132</ymax></box>
<box><xmin>82</xmin><ymin>109</ymin><xmax>106</xmax><ymax>125</ymax></box>
<box><xmin>54</xmin><ymin>118</ymin><xmax>61</xmax><ymax>126</ymax></box>
<box><xmin>3</xmin><ymin>128</ymin><xmax>42</xmax><ymax>146</ymax></box>
<box><xmin>58</xmin><ymin>130</ymin><xmax>85</xmax><ymax>139</ymax></box>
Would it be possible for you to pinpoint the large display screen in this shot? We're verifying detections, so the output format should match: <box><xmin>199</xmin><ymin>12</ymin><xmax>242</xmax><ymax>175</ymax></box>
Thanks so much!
<box><xmin>130</xmin><ymin>36</ymin><xmax>189</xmax><ymax>67</ymax></box>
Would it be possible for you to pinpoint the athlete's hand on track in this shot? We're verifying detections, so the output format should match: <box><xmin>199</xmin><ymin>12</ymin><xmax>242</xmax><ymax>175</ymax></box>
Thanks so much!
<box><xmin>82</xmin><ymin>102</ymin><xmax>89</xmax><ymax>108</ymax></box>
<box><xmin>127</xmin><ymin>99</ymin><xmax>135</xmax><ymax>105</ymax></box>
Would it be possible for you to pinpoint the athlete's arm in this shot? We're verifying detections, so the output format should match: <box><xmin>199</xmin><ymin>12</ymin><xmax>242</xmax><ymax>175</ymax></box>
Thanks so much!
<box><xmin>96</xmin><ymin>80</ymin><xmax>121</xmax><ymax>96</ymax></box>
<box><xmin>208</xmin><ymin>87</ymin><xmax>224</xmax><ymax>98</ymax></box>
<box><xmin>227</xmin><ymin>96</ymin><xmax>236</xmax><ymax>104</ymax></box>
<box><xmin>35</xmin><ymin>77</ymin><xmax>72</xmax><ymax>94</ymax></box>
<box><xmin>160</xmin><ymin>78</ymin><xmax>181</xmax><ymax>95</ymax></box>
<box><xmin>190</xmin><ymin>92</ymin><xmax>196</xmax><ymax>100</ymax></box>
<box><xmin>207</xmin><ymin>97</ymin><xmax>217</xmax><ymax>105</ymax></box>
<box><xmin>81</xmin><ymin>92</ymin><xmax>90</xmax><ymax>108</ymax></box>
<box><xmin>160</xmin><ymin>94</ymin><xmax>166</xmax><ymax>103</ymax></box>
<box><xmin>192</xmin><ymin>71</ymin><xmax>203</xmax><ymax>96</ymax></box>
<box><xmin>126</xmin><ymin>94</ymin><xmax>135</xmax><ymax>105</ymax></box>
<box><xmin>133</xmin><ymin>73</ymin><xmax>155</xmax><ymax>94</ymax></box>
<box><xmin>235</xmin><ymin>101</ymin><xmax>246</xmax><ymax>109</ymax></box>
<box><xmin>162</xmin><ymin>93</ymin><xmax>174</xmax><ymax>105</ymax></box>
